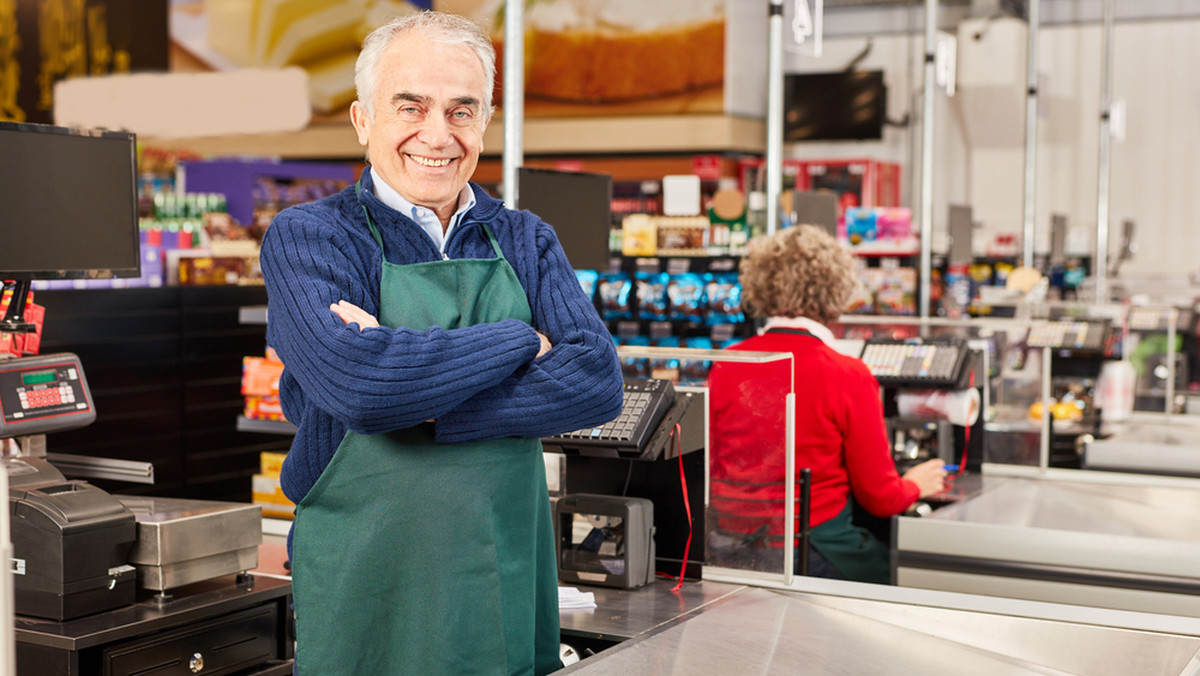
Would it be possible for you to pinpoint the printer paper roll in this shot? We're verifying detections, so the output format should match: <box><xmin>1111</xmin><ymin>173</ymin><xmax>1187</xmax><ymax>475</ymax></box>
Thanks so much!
<box><xmin>895</xmin><ymin>388</ymin><xmax>980</xmax><ymax>427</ymax></box>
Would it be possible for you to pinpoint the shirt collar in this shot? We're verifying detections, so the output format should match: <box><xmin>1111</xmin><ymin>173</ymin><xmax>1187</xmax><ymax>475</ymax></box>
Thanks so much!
<box><xmin>369</xmin><ymin>167</ymin><xmax>476</xmax><ymax>251</ymax></box>
<box><xmin>761</xmin><ymin>316</ymin><xmax>836</xmax><ymax>346</ymax></box>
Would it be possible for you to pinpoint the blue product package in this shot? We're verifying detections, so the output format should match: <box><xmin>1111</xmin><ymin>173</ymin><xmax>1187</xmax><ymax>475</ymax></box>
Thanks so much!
<box><xmin>619</xmin><ymin>335</ymin><xmax>651</xmax><ymax>378</ymax></box>
<box><xmin>680</xmin><ymin>337</ymin><xmax>714</xmax><ymax>385</ymax></box>
<box><xmin>705</xmin><ymin>273</ymin><xmax>744</xmax><ymax>325</ymax></box>
<box><xmin>636</xmin><ymin>272</ymin><xmax>670</xmax><ymax>321</ymax></box>
<box><xmin>598</xmin><ymin>272</ymin><xmax>633</xmax><ymax>321</ymax></box>
<box><xmin>575</xmin><ymin>269</ymin><xmax>599</xmax><ymax>304</ymax></box>
<box><xmin>667</xmin><ymin>273</ymin><xmax>707</xmax><ymax>323</ymax></box>
<box><xmin>651</xmin><ymin>336</ymin><xmax>681</xmax><ymax>382</ymax></box>
<box><xmin>844</xmin><ymin>207</ymin><xmax>878</xmax><ymax>245</ymax></box>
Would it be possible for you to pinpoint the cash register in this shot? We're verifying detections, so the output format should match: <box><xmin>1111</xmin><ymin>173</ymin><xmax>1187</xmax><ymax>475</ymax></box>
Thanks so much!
<box><xmin>1</xmin><ymin>352</ymin><xmax>137</xmax><ymax>620</ymax></box>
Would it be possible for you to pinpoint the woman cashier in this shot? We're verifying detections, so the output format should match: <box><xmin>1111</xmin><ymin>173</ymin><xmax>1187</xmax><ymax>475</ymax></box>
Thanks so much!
<box><xmin>707</xmin><ymin>225</ymin><xmax>947</xmax><ymax>584</ymax></box>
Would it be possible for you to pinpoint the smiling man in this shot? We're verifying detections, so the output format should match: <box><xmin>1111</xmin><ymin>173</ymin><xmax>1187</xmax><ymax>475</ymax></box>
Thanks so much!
<box><xmin>258</xmin><ymin>11</ymin><xmax>624</xmax><ymax>676</ymax></box>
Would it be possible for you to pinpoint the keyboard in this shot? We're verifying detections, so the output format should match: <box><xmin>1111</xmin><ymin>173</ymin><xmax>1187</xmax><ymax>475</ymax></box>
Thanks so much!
<box><xmin>860</xmin><ymin>338</ymin><xmax>969</xmax><ymax>387</ymax></box>
<box><xmin>544</xmin><ymin>378</ymin><xmax>676</xmax><ymax>457</ymax></box>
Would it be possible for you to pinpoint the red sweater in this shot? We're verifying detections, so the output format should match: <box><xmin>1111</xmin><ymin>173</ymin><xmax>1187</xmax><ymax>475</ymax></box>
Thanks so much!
<box><xmin>708</xmin><ymin>329</ymin><xmax>918</xmax><ymax>542</ymax></box>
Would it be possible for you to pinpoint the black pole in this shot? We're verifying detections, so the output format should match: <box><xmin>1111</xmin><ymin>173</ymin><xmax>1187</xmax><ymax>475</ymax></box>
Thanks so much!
<box><xmin>1</xmin><ymin>279</ymin><xmax>36</xmax><ymax>333</ymax></box>
<box><xmin>799</xmin><ymin>467</ymin><xmax>811</xmax><ymax>576</ymax></box>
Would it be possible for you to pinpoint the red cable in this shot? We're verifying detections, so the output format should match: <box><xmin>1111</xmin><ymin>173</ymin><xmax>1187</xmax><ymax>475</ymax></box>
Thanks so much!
<box><xmin>671</xmin><ymin>423</ymin><xmax>691</xmax><ymax>592</ymax></box>
<box><xmin>958</xmin><ymin>369</ymin><xmax>974</xmax><ymax>478</ymax></box>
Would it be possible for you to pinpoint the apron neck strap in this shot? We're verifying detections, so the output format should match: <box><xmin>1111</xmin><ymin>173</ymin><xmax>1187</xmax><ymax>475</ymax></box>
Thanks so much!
<box><xmin>355</xmin><ymin>179</ymin><xmax>385</xmax><ymax>250</ymax></box>
<box><xmin>355</xmin><ymin>178</ymin><xmax>505</xmax><ymax>260</ymax></box>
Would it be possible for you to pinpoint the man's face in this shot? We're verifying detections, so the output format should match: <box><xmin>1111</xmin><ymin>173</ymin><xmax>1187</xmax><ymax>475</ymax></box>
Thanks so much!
<box><xmin>351</xmin><ymin>29</ymin><xmax>491</xmax><ymax>224</ymax></box>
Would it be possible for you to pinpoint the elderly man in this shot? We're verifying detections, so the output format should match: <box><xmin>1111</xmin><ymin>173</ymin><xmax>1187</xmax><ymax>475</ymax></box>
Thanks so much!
<box><xmin>259</xmin><ymin>11</ymin><xmax>623</xmax><ymax>675</ymax></box>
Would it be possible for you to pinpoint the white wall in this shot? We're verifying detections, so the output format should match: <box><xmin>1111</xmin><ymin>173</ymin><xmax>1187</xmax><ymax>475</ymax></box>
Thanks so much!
<box><xmin>782</xmin><ymin>9</ymin><xmax>1200</xmax><ymax>278</ymax></box>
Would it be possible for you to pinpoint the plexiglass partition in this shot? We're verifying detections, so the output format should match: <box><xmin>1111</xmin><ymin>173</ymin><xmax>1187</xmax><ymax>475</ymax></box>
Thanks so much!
<box><xmin>615</xmin><ymin>345</ymin><xmax>799</xmax><ymax>588</ymax></box>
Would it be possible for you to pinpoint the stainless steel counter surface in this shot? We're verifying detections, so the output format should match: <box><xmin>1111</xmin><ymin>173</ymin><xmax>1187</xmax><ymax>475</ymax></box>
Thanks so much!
<box><xmin>560</xmin><ymin>583</ymin><xmax>1200</xmax><ymax>676</ymax></box>
<box><xmin>902</xmin><ymin>475</ymin><xmax>1200</xmax><ymax>576</ymax></box>
<box><xmin>895</xmin><ymin>472</ymin><xmax>1200</xmax><ymax>615</ymax></box>
<box><xmin>559</xmin><ymin>578</ymin><xmax>743</xmax><ymax>643</ymax></box>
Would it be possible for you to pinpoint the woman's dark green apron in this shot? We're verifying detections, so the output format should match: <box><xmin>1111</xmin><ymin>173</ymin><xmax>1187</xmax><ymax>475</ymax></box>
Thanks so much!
<box><xmin>291</xmin><ymin>194</ymin><xmax>561</xmax><ymax>675</ymax></box>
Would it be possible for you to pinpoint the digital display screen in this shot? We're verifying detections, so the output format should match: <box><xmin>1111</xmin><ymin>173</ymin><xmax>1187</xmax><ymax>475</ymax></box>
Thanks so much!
<box><xmin>784</xmin><ymin>71</ymin><xmax>887</xmax><ymax>141</ymax></box>
<box><xmin>517</xmin><ymin>167</ymin><xmax>612</xmax><ymax>272</ymax></box>
<box><xmin>21</xmin><ymin>370</ymin><xmax>56</xmax><ymax>386</ymax></box>
<box><xmin>0</xmin><ymin>122</ymin><xmax>141</xmax><ymax>279</ymax></box>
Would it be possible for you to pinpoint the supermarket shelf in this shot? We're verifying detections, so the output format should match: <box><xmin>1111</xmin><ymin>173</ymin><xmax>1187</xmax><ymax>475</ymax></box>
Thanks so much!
<box><xmin>140</xmin><ymin>114</ymin><xmax>766</xmax><ymax>160</ymax></box>
<box><xmin>238</xmin><ymin>415</ymin><xmax>297</xmax><ymax>435</ymax></box>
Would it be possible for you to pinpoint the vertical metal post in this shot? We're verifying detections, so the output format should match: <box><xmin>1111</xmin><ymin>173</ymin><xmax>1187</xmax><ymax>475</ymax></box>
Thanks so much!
<box><xmin>1040</xmin><ymin>346</ymin><xmax>1052</xmax><ymax>473</ymax></box>
<box><xmin>783</xmin><ymin>392</ymin><xmax>795</xmax><ymax>585</ymax></box>
<box><xmin>1021</xmin><ymin>0</ymin><xmax>1040</xmax><ymax>269</ymax></box>
<box><xmin>1167</xmin><ymin>308</ymin><xmax>1178</xmax><ymax>417</ymax></box>
<box><xmin>918</xmin><ymin>0</ymin><xmax>938</xmax><ymax>320</ymax></box>
<box><xmin>0</xmin><ymin>454</ymin><xmax>12</xmax><ymax>676</ymax></box>
<box><xmin>502</xmin><ymin>0</ymin><xmax>524</xmax><ymax>209</ymax></box>
<box><xmin>766</xmin><ymin>0</ymin><xmax>785</xmax><ymax>235</ymax></box>
<box><xmin>1094</xmin><ymin>0</ymin><xmax>1115</xmax><ymax>302</ymax></box>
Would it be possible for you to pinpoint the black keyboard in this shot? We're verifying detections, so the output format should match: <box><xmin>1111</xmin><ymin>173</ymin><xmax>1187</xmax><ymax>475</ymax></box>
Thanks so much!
<box><xmin>545</xmin><ymin>378</ymin><xmax>676</xmax><ymax>456</ymax></box>
<box><xmin>1025</xmin><ymin>320</ymin><xmax>1108</xmax><ymax>351</ymax></box>
<box><xmin>860</xmin><ymin>338</ymin><xmax>969</xmax><ymax>387</ymax></box>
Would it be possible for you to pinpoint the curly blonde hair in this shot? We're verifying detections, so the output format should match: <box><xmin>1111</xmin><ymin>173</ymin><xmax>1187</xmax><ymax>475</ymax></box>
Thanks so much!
<box><xmin>739</xmin><ymin>225</ymin><xmax>857</xmax><ymax>324</ymax></box>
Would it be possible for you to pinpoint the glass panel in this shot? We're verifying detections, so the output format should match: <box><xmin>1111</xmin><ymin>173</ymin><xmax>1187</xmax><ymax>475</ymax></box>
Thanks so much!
<box><xmin>705</xmin><ymin>356</ymin><xmax>793</xmax><ymax>577</ymax></box>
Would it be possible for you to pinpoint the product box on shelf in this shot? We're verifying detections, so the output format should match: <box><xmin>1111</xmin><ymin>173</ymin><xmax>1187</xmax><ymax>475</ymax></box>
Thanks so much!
<box><xmin>736</xmin><ymin>158</ymin><xmax>902</xmax><ymax>224</ymax></box>
<box><xmin>797</xmin><ymin>159</ymin><xmax>902</xmax><ymax>218</ymax></box>
<box><xmin>178</xmin><ymin>159</ymin><xmax>357</xmax><ymax>230</ymax></box>
<box><xmin>252</xmin><ymin>473</ymin><xmax>295</xmax><ymax>520</ymax></box>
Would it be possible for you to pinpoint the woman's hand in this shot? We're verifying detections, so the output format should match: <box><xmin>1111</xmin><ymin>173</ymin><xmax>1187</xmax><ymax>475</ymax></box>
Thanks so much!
<box><xmin>329</xmin><ymin>300</ymin><xmax>380</xmax><ymax>332</ymax></box>
<box><xmin>902</xmin><ymin>458</ymin><xmax>948</xmax><ymax>498</ymax></box>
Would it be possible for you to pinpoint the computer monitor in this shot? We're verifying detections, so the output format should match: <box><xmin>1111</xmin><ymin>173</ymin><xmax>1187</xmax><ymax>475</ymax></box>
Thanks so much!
<box><xmin>0</xmin><ymin>121</ymin><xmax>140</xmax><ymax>330</ymax></box>
<box><xmin>516</xmin><ymin>167</ymin><xmax>613</xmax><ymax>272</ymax></box>
<box><xmin>0</xmin><ymin>121</ymin><xmax>140</xmax><ymax>280</ymax></box>
<box><xmin>784</xmin><ymin>71</ymin><xmax>887</xmax><ymax>141</ymax></box>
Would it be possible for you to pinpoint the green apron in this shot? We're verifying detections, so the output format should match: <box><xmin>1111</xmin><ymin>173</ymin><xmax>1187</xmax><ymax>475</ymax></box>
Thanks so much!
<box><xmin>809</xmin><ymin>499</ymin><xmax>890</xmax><ymax>585</ymax></box>
<box><xmin>291</xmin><ymin>193</ymin><xmax>562</xmax><ymax>676</ymax></box>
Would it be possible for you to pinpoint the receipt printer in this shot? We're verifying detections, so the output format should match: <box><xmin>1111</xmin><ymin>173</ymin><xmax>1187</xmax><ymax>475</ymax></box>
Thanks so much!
<box><xmin>8</xmin><ymin>457</ymin><xmax>136</xmax><ymax>620</ymax></box>
<box><xmin>556</xmin><ymin>494</ymin><xmax>655</xmax><ymax>589</ymax></box>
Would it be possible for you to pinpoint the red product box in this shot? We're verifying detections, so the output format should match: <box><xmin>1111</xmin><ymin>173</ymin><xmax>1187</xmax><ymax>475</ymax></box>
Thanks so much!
<box><xmin>796</xmin><ymin>159</ymin><xmax>902</xmax><ymax>217</ymax></box>
<box><xmin>735</xmin><ymin>157</ymin><xmax>902</xmax><ymax>221</ymax></box>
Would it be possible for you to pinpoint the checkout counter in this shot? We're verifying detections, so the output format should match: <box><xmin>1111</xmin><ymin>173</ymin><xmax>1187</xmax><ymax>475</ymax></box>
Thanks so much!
<box><xmin>544</xmin><ymin>333</ymin><xmax>1200</xmax><ymax>674</ymax></box>
<box><xmin>2</xmin><ymin>353</ymin><xmax>292</xmax><ymax>675</ymax></box>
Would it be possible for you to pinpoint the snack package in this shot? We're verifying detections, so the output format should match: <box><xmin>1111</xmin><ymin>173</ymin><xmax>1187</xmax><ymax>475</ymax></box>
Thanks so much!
<box><xmin>667</xmin><ymin>273</ymin><xmax>707</xmax><ymax>323</ymax></box>
<box><xmin>705</xmin><ymin>273</ymin><xmax>744</xmax><ymax>325</ymax></box>
<box><xmin>636</xmin><ymin>271</ymin><xmax>670</xmax><ymax>321</ymax></box>
<box><xmin>650</xmin><ymin>336</ymin><xmax>680</xmax><ymax>382</ymax></box>
<box><xmin>597</xmin><ymin>272</ymin><xmax>633</xmax><ymax>321</ymax></box>
<box><xmin>619</xmin><ymin>335</ymin><xmax>651</xmax><ymax>378</ymax></box>
<box><xmin>575</xmin><ymin>269</ymin><xmax>599</xmax><ymax>305</ymax></box>
<box><xmin>680</xmin><ymin>336</ymin><xmax>714</xmax><ymax>385</ymax></box>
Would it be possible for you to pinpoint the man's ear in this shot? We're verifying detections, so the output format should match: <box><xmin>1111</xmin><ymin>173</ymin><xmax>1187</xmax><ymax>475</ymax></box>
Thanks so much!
<box><xmin>350</xmin><ymin>101</ymin><xmax>371</xmax><ymax>147</ymax></box>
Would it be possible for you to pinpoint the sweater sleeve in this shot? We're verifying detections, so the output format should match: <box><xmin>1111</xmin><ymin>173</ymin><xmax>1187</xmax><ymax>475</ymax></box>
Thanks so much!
<box><xmin>434</xmin><ymin>219</ymin><xmax>624</xmax><ymax>443</ymax></box>
<box><xmin>838</xmin><ymin>361</ymin><xmax>920</xmax><ymax>516</ymax></box>
<box><xmin>260</xmin><ymin>205</ymin><xmax>542</xmax><ymax>434</ymax></box>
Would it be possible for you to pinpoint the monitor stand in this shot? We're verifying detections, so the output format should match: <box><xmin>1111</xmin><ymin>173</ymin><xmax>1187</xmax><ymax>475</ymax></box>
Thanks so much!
<box><xmin>1</xmin><ymin>279</ymin><xmax>36</xmax><ymax>333</ymax></box>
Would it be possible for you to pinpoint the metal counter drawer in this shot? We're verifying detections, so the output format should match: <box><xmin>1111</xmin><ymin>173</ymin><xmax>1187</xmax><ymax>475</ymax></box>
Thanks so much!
<box><xmin>102</xmin><ymin>605</ymin><xmax>278</xmax><ymax>676</ymax></box>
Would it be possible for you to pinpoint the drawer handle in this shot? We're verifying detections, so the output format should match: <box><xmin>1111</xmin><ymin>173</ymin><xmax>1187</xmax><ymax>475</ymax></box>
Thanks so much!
<box><xmin>189</xmin><ymin>652</ymin><xmax>205</xmax><ymax>673</ymax></box>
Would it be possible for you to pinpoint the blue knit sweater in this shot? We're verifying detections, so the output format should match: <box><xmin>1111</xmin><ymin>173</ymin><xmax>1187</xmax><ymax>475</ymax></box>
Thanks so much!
<box><xmin>260</xmin><ymin>171</ymin><xmax>624</xmax><ymax>505</ymax></box>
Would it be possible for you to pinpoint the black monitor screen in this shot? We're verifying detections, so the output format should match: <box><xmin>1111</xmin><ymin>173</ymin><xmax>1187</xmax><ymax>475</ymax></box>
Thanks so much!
<box><xmin>784</xmin><ymin>71</ymin><xmax>887</xmax><ymax>141</ymax></box>
<box><xmin>517</xmin><ymin>167</ymin><xmax>612</xmax><ymax>272</ymax></box>
<box><xmin>0</xmin><ymin>122</ymin><xmax>140</xmax><ymax>279</ymax></box>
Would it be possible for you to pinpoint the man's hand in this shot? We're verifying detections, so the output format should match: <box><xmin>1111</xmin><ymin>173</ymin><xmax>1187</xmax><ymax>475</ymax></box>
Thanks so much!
<box><xmin>535</xmin><ymin>330</ymin><xmax>552</xmax><ymax>358</ymax></box>
<box><xmin>330</xmin><ymin>300</ymin><xmax>380</xmax><ymax>332</ymax></box>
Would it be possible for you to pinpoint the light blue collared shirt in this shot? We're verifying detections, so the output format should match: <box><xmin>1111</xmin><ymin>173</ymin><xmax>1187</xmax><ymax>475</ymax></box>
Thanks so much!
<box><xmin>369</xmin><ymin>166</ymin><xmax>476</xmax><ymax>254</ymax></box>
